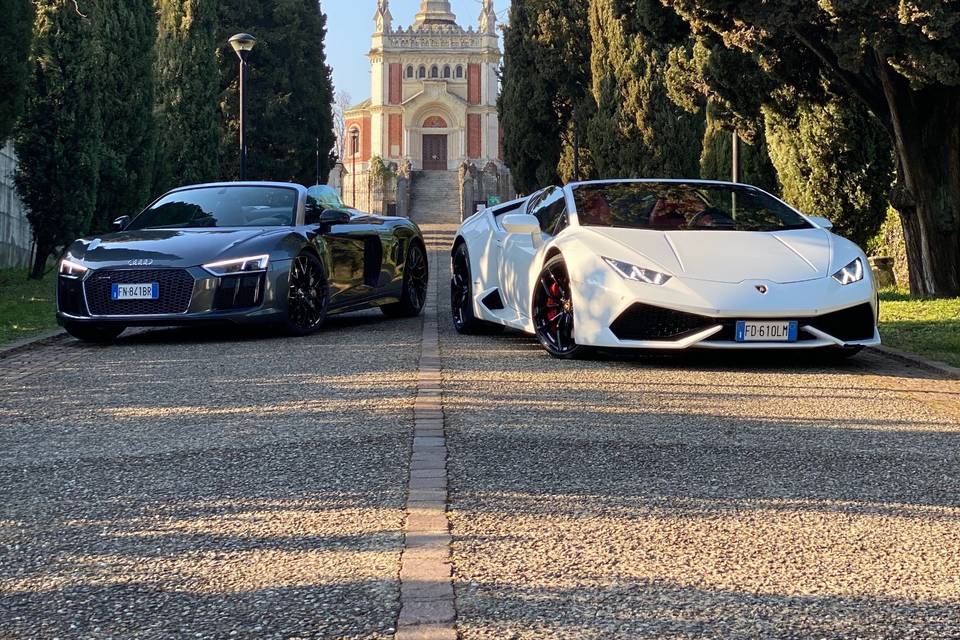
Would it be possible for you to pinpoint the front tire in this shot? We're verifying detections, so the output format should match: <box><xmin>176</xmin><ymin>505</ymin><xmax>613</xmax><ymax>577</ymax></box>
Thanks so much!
<box><xmin>64</xmin><ymin>322</ymin><xmax>125</xmax><ymax>343</ymax></box>
<box><xmin>382</xmin><ymin>241</ymin><xmax>429</xmax><ymax>318</ymax></box>
<box><xmin>532</xmin><ymin>255</ymin><xmax>590</xmax><ymax>359</ymax></box>
<box><xmin>283</xmin><ymin>252</ymin><xmax>329</xmax><ymax>336</ymax></box>
<box><xmin>450</xmin><ymin>243</ymin><xmax>503</xmax><ymax>335</ymax></box>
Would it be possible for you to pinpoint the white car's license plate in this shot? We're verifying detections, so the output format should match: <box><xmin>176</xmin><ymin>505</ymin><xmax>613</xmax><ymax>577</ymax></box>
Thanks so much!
<box><xmin>736</xmin><ymin>320</ymin><xmax>798</xmax><ymax>342</ymax></box>
<box><xmin>111</xmin><ymin>283</ymin><xmax>159</xmax><ymax>300</ymax></box>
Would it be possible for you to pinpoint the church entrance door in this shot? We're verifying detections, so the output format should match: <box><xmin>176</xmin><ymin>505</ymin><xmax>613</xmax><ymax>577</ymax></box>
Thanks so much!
<box><xmin>422</xmin><ymin>134</ymin><xmax>448</xmax><ymax>171</ymax></box>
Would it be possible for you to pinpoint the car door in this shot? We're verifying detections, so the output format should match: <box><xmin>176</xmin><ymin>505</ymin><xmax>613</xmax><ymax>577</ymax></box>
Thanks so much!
<box><xmin>498</xmin><ymin>187</ymin><xmax>567</xmax><ymax>318</ymax></box>
<box><xmin>326</xmin><ymin>209</ymin><xmax>395</xmax><ymax>307</ymax></box>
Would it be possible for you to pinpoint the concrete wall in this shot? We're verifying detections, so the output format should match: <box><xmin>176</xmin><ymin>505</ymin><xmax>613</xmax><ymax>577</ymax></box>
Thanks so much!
<box><xmin>0</xmin><ymin>141</ymin><xmax>31</xmax><ymax>268</ymax></box>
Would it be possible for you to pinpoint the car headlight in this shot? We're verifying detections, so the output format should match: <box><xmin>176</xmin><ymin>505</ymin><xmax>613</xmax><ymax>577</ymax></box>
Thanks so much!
<box><xmin>59</xmin><ymin>258</ymin><xmax>88</xmax><ymax>278</ymax></box>
<box><xmin>203</xmin><ymin>255</ymin><xmax>270</xmax><ymax>276</ymax></box>
<box><xmin>603</xmin><ymin>257</ymin><xmax>672</xmax><ymax>285</ymax></box>
<box><xmin>832</xmin><ymin>258</ymin><xmax>864</xmax><ymax>285</ymax></box>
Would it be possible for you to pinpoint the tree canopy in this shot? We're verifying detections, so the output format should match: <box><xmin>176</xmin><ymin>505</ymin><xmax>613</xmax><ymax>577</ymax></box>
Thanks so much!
<box><xmin>0</xmin><ymin>0</ymin><xmax>34</xmax><ymax>142</ymax></box>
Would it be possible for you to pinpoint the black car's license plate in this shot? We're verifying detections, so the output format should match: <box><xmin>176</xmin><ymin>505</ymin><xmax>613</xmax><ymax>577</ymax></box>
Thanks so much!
<box><xmin>111</xmin><ymin>283</ymin><xmax>159</xmax><ymax>300</ymax></box>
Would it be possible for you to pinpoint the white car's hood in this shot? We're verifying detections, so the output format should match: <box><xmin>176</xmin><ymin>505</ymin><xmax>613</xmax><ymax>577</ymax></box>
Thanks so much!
<box><xmin>586</xmin><ymin>227</ymin><xmax>832</xmax><ymax>284</ymax></box>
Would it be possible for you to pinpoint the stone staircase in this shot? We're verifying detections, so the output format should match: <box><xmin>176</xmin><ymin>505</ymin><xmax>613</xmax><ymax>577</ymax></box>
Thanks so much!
<box><xmin>410</xmin><ymin>171</ymin><xmax>461</xmax><ymax>225</ymax></box>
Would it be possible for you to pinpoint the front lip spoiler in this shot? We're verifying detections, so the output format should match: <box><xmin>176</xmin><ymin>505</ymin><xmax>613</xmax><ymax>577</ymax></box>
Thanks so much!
<box><xmin>608</xmin><ymin>326</ymin><xmax>881</xmax><ymax>350</ymax></box>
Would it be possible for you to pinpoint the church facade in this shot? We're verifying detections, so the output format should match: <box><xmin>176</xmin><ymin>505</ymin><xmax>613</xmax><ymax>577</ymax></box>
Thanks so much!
<box><xmin>344</xmin><ymin>0</ymin><xmax>502</xmax><ymax>174</ymax></box>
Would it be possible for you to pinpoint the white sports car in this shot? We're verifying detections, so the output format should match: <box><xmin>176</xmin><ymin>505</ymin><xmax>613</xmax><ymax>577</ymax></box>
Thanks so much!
<box><xmin>450</xmin><ymin>179</ymin><xmax>880</xmax><ymax>359</ymax></box>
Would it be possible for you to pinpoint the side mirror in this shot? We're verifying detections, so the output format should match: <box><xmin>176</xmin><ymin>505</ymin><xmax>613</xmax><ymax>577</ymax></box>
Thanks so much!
<box><xmin>502</xmin><ymin>213</ymin><xmax>541</xmax><ymax>235</ymax></box>
<box><xmin>318</xmin><ymin>209</ymin><xmax>352</xmax><ymax>226</ymax></box>
<box><xmin>808</xmin><ymin>215</ymin><xmax>834</xmax><ymax>230</ymax></box>
<box><xmin>112</xmin><ymin>215</ymin><xmax>132</xmax><ymax>232</ymax></box>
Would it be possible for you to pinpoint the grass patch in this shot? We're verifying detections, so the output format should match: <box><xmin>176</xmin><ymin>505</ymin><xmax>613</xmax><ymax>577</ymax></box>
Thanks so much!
<box><xmin>0</xmin><ymin>268</ymin><xmax>58</xmax><ymax>347</ymax></box>
<box><xmin>879</xmin><ymin>289</ymin><xmax>960</xmax><ymax>367</ymax></box>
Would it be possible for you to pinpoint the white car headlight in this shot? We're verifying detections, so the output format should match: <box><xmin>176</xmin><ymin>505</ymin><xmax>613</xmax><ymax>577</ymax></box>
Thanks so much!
<box><xmin>203</xmin><ymin>255</ymin><xmax>270</xmax><ymax>277</ymax></box>
<box><xmin>832</xmin><ymin>258</ymin><xmax>864</xmax><ymax>285</ymax></box>
<box><xmin>603</xmin><ymin>257</ymin><xmax>672</xmax><ymax>286</ymax></box>
<box><xmin>59</xmin><ymin>258</ymin><xmax>88</xmax><ymax>278</ymax></box>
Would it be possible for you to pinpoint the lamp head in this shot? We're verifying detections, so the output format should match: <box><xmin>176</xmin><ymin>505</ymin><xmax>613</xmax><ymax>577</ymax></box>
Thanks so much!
<box><xmin>229</xmin><ymin>33</ymin><xmax>257</xmax><ymax>61</ymax></box>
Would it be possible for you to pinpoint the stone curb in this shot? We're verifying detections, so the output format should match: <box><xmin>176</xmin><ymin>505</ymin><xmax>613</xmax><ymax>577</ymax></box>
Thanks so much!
<box><xmin>397</xmin><ymin>244</ymin><xmax>456</xmax><ymax>640</ymax></box>
<box><xmin>868</xmin><ymin>345</ymin><xmax>960</xmax><ymax>380</ymax></box>
<box><xmin>0</xmin><ymin>329</ymin><xmax>67</xmax><ymax>360</ymax></box>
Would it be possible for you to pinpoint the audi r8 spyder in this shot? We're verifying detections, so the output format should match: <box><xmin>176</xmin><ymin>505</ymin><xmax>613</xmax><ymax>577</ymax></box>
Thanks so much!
<box><xmin>57</xmin><ymin>183</ymin><xmax>428</xmax><ymax>342</ymax></box>
<box><xmin>450</xmin><ymin>179</ymin><xmax>880</xmax><ymax>359</ymax></box>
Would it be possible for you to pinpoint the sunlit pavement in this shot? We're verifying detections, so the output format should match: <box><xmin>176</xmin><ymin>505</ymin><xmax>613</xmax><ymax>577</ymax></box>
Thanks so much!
<box><xmin>2</xmin><ymin>217</ymin><xmax>960</xmax><ymax>639</ymax></box>
<box><xmin>0</xmin><ymin>316</ymin><xmax>420</xmax><ymax>638</ymax></box>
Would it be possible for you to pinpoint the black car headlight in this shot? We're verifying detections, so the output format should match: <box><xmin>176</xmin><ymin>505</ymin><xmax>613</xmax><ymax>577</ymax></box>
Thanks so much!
<box><xmin>203</xmin><ymin>255</ymin><xmax>269</xmax><ymax>277</ymax></box>
<box><xmin>832</xmin><ymin>258</ymin><xmax>864</xmax><ymax>285</ymax></box>
<box><xmin>59</xmin><ymin>258</ymin><xmax>88</xmax><ymax>278</ymax></box>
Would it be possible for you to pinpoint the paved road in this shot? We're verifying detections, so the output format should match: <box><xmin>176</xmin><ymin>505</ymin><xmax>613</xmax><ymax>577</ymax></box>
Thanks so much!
<box><xmin>1</xmin><ymin>315</ymin><xmax>420</xmax><ymax>638</ymax></box>
<box><xmin>2</xmin><ymin>217</ymin><xmax>959</xmax><ymax>639</ymax></box>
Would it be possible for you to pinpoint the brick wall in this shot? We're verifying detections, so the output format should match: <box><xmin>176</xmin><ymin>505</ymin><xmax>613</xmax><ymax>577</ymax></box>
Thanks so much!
<box><xmin>467</xmin><ymin>64</ymin><xmax>481</xmax><ymax>105</ymax></box>
<box><xmin>389</xmin><ymin>113</ymin><xmax>403</xmax><ymax>158</ymax></box>
<box><xmin>389</xmin><ymin>63</ymin><xmax>402</xmax><ymax>105</ymax></box>
<box><xmin>467</xmin><ymin>114</ymin><xmax>481</xmax><ymax>159</ymax></box>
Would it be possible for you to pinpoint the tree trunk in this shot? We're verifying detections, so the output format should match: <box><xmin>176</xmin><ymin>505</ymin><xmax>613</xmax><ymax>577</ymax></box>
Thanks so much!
<box><xmin>880</xmin><ymin>68</ymin><xmax>960</xmax><ymax>297</ymax></box>
<box><xmin>29</xmin><ymin>242</ymin><xmax>50</xmax><ymax>280</ymax></box>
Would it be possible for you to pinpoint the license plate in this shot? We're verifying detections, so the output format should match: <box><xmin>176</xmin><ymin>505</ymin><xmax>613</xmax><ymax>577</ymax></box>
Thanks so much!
<box><xmin>112</xmin><ymin>283</ymin><xmax>159</xmax><ymax>300</ymax></box>
<box><xmin>736</xmin><ymin>320</ymin><xmax>798</xmax><ymax>342</ymax></box>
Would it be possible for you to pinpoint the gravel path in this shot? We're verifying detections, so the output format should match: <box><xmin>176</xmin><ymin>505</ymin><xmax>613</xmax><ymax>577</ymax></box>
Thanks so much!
<box><xmin>0</xmin><ymin>314</ymin><xmax>420</xmax><ymax>639</ymax></box>
<box><xmin>428</xmin><ymin>221</ymin><xmax>960</xmax><ymax>639</ymax></box>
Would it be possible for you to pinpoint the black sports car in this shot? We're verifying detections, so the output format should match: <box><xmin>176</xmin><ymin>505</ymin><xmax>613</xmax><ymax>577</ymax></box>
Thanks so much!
<box><xmin>56</xmin><ymin>182</ymin><xmax>429</xmax><ymax>342</ymax></box>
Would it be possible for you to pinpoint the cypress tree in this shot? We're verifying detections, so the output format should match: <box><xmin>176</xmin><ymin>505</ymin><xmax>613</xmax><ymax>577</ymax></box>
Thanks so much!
<box><xmin>764</xmin><ymin>90</ymin><xmax>893</xmax><ymax>249</ymax></box>
<box><xmin>0</xmin><ymin>0</ymin><xmax>34</xmax><ymax>142</ymax></box>
<box><xmin>218</xmin><ymin>0</ymin><xmax>336</xmax><ymax>185</ymax></box>
<box><xmin>588</xmin><ymin>0</ymin><xmax>703</xmax><ymax>180</ymax></box>
<box><xmin>498</xmin><ymin>0</ymin><xmax>563</xmax><ymax>193</ymax></box>
<box><xmin>700</xmin><ymin>104</ymin><xmax>778</xmax><ymax>194</ymax></box>
<box><xmin>15</xmin><ymin>0</ymin><xmax>103</xmax><ymax>279</ymax></box>
<box><xmin>154</xmin><ymin>0</ymin><xmax>220</xmax><ymax>191</ymax></box>
<box><xmin>93</xmin><ymin>0</ymin><xmax>157</xmax><ymax>230</ymax></box>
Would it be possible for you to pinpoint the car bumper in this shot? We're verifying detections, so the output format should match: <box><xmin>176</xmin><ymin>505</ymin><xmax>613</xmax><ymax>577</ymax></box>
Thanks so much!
<box><xmin>571</xmin><ymin>275</ymin><xmax>880</xmax><ymax>350</ymax></box>
<box><xmin>56</xmin><ymin>261</ymin><xmax>290</xmax><ymax>327</ymax></box>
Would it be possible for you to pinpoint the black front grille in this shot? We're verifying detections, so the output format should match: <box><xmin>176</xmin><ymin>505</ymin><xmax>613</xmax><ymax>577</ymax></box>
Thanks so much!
<box><xmin>85</xmin><ymin>269</ymin><xmax>195</xmax><ymax>316</ymax></box>
<box><xmin>808</xmin><ymin>303</ymin><xmax>876</xmax><ymax>342</ymax></box>
<box><xmin>57</xmin><ymin>277</ymin><xmax>87</xmax><ymax>315</ymax></box>
<box><xmin>611</xmin><ymin>302</ymin><xmax>876</xmax><ymax>343</ymax></box>
<box><xmin>610</xmin><ymin>304</ymin><xmax>716</xmax><ymax>341</ymax></box>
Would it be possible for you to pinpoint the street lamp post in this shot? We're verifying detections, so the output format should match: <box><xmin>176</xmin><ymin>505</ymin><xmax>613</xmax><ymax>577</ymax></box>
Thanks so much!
<box><xmin>229</xmin><ymin>33</ymin><xmax>257</xmax><ymax>181</ymax></box>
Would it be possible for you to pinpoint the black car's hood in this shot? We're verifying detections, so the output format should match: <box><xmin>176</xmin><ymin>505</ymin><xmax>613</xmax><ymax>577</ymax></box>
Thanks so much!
<box><xmin>73</xmin><ymin>228</ymin><xmax>290</xmax><ymax>269</ymax></box>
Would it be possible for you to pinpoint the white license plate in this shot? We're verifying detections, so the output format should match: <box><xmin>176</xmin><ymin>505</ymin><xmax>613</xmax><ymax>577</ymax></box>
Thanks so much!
<box><xmin>736</xmin><ymin>320</ymin><xmax>798</xmax><ymax>342</ymax></box>
<box><xmin>112</xmin><ymin>283</ymin><xmax>159</xmax><ymax>300</ymax></box>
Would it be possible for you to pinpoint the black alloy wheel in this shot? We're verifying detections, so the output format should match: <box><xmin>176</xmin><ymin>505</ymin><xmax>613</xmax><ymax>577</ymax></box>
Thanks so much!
<box><xmin>450</xmin><ymin>243</ymin><xmax>502</xmax><ymax>334</ymax></box>
<box><xmin>382</xmin><ymin>242</ymin><xmax>429</xmax><ymax>318</ymax></box>
<box><xmin>284</xmin><ymin>252</ymin><xmax>328</xmax><ymax>336</ymax></box>
<box><xmin>533</xmin><ymin>255</ymin><xmax>588</xmax><ymax>359</ymax></box>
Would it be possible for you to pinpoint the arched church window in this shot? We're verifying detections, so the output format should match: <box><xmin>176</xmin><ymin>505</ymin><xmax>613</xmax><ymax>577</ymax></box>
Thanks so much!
<box><xmin>455</xmin><ymin>65</ymin><xmax>464</xmax><ymax>79</ymax></box>
<box><xmin>418</xmin><ymin>66</ymin><xmax>426</xmax><ymax>79</ymax></box>
<box><xmin>349</xmin><ymin>128</ymin><xmax>361</xmax><ymax>156</ymax></box>
<box><xmin>406</xmin><ymin>65</ymin><xmax>414</xmax><ymax>79</ymax></box>
<box><xmin>443</xmin><ymin>65</ymin><xmax>451</xmax><ymax>79</ymax></box>
<box><xmin>431</xmin><ymin>65</ymin><xmax>439</xmax><ymax>78</ymax></box>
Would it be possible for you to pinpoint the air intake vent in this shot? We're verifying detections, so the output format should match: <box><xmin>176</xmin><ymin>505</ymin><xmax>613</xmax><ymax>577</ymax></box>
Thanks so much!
<box><xmin>481</xmin><ymin>290</ymin><xmax>505</xmax><ymax>311</ymax></box>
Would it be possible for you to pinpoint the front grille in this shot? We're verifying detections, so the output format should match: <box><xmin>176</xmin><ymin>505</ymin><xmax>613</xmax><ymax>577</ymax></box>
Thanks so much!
<box><xmin>57</xmin><ymin>277</ymin><xmax>87</xmax><ymax>315</ymax></box>
<box><xmin>85</xmin><ymin>269</ymin><xmax>195</xmax><ymax>316</ymax></box>
<box><xmin>610</xmin><ymin>304</ymin><xmax>716</xmax><ymax>341</ymax></box>
<box><xmin>808</xmin><ymin>303</ymin><xmax>876</xmax><ymax>342</ymax></box>
<box><xmin>611</xmin><ymin>302</ymin><xmax>876</xmax><ymax>343</ymax></box>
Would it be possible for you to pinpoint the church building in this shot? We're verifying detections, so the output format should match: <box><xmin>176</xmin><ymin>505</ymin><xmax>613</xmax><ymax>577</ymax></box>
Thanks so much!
<box><xmin>344</xmin><ymin>0</ymin><xmax>503</xmax><ymax>174</ymax></box>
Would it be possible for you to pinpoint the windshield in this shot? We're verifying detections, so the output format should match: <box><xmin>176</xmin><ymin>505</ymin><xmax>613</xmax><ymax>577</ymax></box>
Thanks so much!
<box><xmin>128</xmin><ymin>186</ymin><xmax>298</xmax><ymax>230</ymax></box>
<box><xmin>573</xmin><ymin>182</ymin><xmax>812</xmax><ymax>232</ymax></box>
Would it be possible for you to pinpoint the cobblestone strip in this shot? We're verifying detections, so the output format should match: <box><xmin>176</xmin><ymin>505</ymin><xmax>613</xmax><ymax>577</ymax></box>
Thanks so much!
<box><xmin>396</xmin><ymin>234</ymin><xmax>456</xmax><ymax>640</ymax></box>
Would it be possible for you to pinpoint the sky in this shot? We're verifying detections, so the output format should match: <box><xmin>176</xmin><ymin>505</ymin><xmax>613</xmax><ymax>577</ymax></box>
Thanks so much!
<box><xmin>321</xmin><ymin>0</ymin><xmax>511</xmax><ymax>105</ymax></box>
